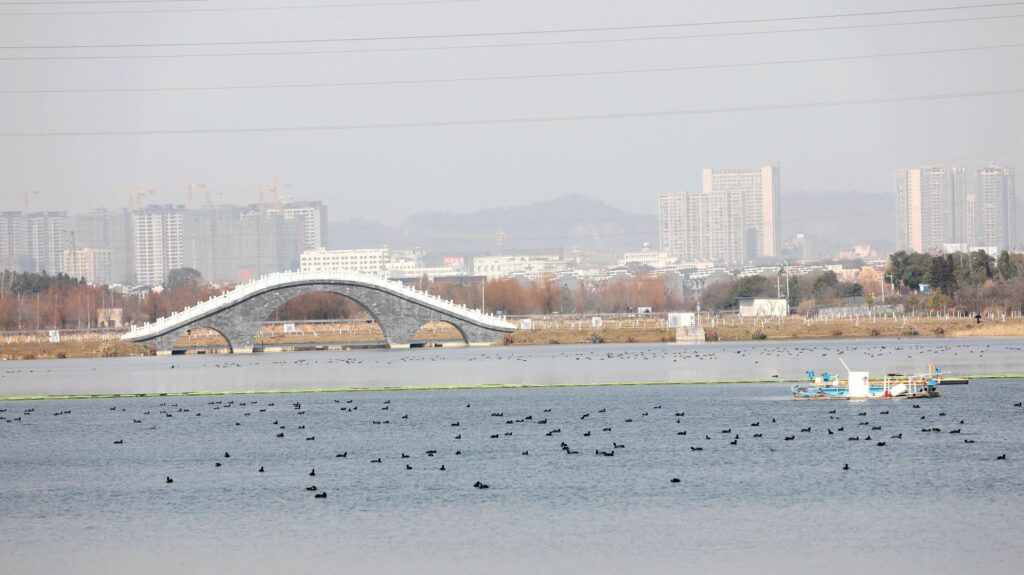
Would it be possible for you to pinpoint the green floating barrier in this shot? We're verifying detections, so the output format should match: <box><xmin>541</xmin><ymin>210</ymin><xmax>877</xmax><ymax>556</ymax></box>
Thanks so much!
<box><xmin>1</xmin><ymin>374</ymin><xmax>1021</xmax><ymax>402</ymax></box>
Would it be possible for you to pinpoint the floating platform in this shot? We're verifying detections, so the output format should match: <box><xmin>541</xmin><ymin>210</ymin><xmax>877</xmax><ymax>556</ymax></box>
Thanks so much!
<box><xmin>793</xmin><ymin>365</ymin><xmax>941</xmax><ymax>400</ymax></box>
<box><xmin>791</xmin><ymin>387</ymin><xmax>942</xmax><ymax>400</ymax></box>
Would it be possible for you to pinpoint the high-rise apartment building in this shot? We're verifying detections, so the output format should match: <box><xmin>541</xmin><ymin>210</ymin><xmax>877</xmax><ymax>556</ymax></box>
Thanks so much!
<box><xmin>702</xmin><ymin>166</ymin><xmax>780</xmax><ymax>261</ymax></box>
<box><xmin>182</xmin><ymin>206</ymin><xmax>242</xmax><ymax>283</ymax></box>
<box><xmin>895</xmin><ymin>166</ymin><xmax>966</xmax><ymax>252</ymax></box>
<box><xmin>64</xmin><ymin>247</ymin><xmax>112</xmax><ymax>285</ymax></box>
<box><xmin>236</xmin><ymin>207</ymin><xmax>305</xmax><ymax>281</ymax></box>
<box><xmin>658</xmin><ymin>194</ymin><xmax>701</xmax><ymax>262</ymax></box>
<box><xmin>659</xmin><ymin>165</ymin><xmax>780</xmax><ymax>265</ymax></box>
<box><xmin>24</xmin><ymin>212</ymin><xmax>68</xmax><ymax>274</ymax></box>
<box><xmin>132</xmin><ymin>205</ymin><xmax>184</xmax><ymax>286</ymax></box>
<box><xmin>0</xmin><ymin>211</ymin><xmax>69</xmax><ymax>274</ymax></box>
<box><xmin>974</xmin><ymin>163</ymin><xmax>1016</xmax><ymax>250</ymax></box>
<box><xmin>180</xmin><ymin>204</ymin><xmax>307</xmax><ymax>283</ymax></box>
<box><xmin>74</xmin><ymin>208</ymin><xmax>133</xmax><ymax>284</ymax></box>
<box><xmin>896</xmin><ymin>164</ymin><xmax>1015</xmax><ymax>253</ymax></box>
<box><xmin>0</xmin><ymin>211</ymin><xmax>27</xmax><ymax>271</ymax></box>
<box><xmin>265</xmin><ymin>200</ymin><xmax>328</xmax><ymax>250</ymax></box>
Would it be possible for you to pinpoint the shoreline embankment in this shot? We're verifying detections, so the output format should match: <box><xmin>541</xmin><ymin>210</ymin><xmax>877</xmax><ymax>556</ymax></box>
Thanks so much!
<box><xmin>1</xmin><ymin>315</ymin><xmax>1023</xmax><ymax>361</ymax></box>
<box><xmin>3</xmin><ymin>373</ymin><xmax>1023</xmax><ymax>402</ymax></box>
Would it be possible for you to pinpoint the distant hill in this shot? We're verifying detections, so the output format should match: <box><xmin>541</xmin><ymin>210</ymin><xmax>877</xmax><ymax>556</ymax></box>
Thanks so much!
<box><xmin>328</xmin><ymin>194</ymin><xmax>656</xmax><ymax>255</ymax></box>
<box><xmin>328</xmin><ymin>191</ymin><xmax>910</xmax><ymax>258</ymax></box>
<box><xmin>325</xmin><ymin>218</ymin><xmax>394</xmax><ymax>250</ymax></box>
<box><xmin>780</xmin><ymin>191</ymin><xmax>896</xmax><ymax>254</ymax></box>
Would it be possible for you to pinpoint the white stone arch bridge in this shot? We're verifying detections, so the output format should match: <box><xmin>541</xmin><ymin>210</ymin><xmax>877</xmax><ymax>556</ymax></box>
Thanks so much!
<box><xmin>122</xmin><ymin>271</ymin><xmax>515</xmax><ymax>353</ymax></box>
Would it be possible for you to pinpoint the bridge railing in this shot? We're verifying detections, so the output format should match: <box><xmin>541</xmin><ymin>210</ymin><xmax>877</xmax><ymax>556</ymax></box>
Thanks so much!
<box><xmin>124</xmin><ymin>270</ymin><xmax>514</xmax><ymax>340</ymax></box>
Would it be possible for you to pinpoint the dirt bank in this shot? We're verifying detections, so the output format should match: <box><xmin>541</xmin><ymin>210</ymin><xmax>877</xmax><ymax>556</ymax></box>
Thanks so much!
<box><xmin>2</xmin><ymin>316</ymin><xmax>1022</xmax><ymax>360</ymax></box>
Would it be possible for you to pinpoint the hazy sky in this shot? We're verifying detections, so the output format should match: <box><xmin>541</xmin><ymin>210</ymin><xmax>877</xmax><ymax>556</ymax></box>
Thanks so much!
<box><xmin>1</xmin><ymin>0</ymin><xmax>1021</xmax><ymax>224</ymax></box>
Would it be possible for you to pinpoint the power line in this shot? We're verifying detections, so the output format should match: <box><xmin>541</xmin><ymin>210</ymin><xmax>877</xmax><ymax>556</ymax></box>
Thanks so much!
<box><xmin>1</xmin><ymin>0</ymin><xmax>471</xmax><ymax>15</ymax></box>
<box><xmin>3</xmin><ymin>43</ymin><xmax>1019</xmax><ymax>94</ymax></box>
<box><xmin>3</xmin><ymin>2</ymin><xmax>1023</xmax><ymax>49</ymax></box>
<box><xmin>0</xmin><ymin>1</ymin><xmax>202</xmax><ymax>4</ymax></box>
<box><xmin>2</xmin><ymin>88</ymin><xmax>1020</xmax><ymax>137</ymax></box>
<box><xmin>3</xmin><ymin>13</ymin><xmax>1019</xmax><ymax>61</ymax></box>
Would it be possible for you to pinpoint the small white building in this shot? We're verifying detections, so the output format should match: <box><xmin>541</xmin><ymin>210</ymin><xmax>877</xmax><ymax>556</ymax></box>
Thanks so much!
<box><xmin>97</xmin><ymin>307</ymin><xmax>124</xmax><ymax>328</ymax></box>
<box><xmin>737</xmin><ymin>297</ymin><xmax>789</xmax><ymax>317</ymax></box>
<box><xmin>618</xmin><ymin>243</ymin><xmax>678</xmax><ymax>269</ymax></box>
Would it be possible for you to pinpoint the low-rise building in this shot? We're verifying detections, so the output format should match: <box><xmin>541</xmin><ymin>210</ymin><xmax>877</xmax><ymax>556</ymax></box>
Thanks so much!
<box><xmin>618</xmin><ymin>244</ymin><xmax>678</xmax><ymax>269</ymax></box>
<box><xmin>300</xmin><ymin>247</ymin><xmax>389</xmax><ymax>277</ymax></box>
<box><xmin>473</xmin><ymin>254</ymin><xmax>567</xmax><ymax>279</ymax></box>
<box><xmin>737</xmin><ymin>297</ymin><xmax>790</xmax><ymax>317</ymax></box>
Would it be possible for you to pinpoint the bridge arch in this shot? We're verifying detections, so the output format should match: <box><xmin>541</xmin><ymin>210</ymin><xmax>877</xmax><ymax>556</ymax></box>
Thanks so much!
<box><xmin>410</xmin><ymin>320</ymin><xmax>470</xmax><ymax>346</ymax></box>
<box><xmin>124</xmin><ymin>272</ymin><xmax>515</xmax><ymax>354</ymax></box>
<box><xmin>259</xmin><ymin>289</ymin><xmax>387</xmax><ymax>348</ymax></box>
<box><xmin>170</xmin><ymin>325</ymin><xmax>233</xmax><ymax>354</ymax></box>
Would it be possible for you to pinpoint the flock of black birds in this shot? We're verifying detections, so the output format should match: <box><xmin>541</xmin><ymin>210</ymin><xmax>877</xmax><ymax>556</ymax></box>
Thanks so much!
<box><xmin>1</xmin><ymin>341</ymin><xmax>1012</xmax><ymax>380</ymax></box>
<box><xmin>3</xmin><ymin>381</ymin><xmax>1020</xmax><ymax>500</ymax></box>
<box><xmin>2</xmin><ymin>340</ymin><xmax>1022</xmax><ymax>504</ymax></box>
<box><xmin>169</xmin><ymin>341</ymin><xmax>1022</xmax><ymax>376</ymax></box>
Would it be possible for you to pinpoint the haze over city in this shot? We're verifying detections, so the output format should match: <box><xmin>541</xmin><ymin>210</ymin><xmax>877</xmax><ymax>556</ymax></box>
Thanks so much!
<box><xmin>1</xmin><ymin>0</ymin><xmax>1020</xmax><ymax>226</ymax></box>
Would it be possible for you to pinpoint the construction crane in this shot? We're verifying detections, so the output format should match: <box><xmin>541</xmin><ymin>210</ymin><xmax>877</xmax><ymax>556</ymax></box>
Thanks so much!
<box><xmin>194</xmin><ymin>182</ymin><xmax>288</xmax><ymax>208</ymax></box>
<box><xmin>262</xmin><ymin>180</ymin><xmax>290</xmax><ymax>209</ymax></box>
<box><xmin>23</xmin><ymin>190</ymin><xmax>39</xmax><ymax>212</ymax></box>
<box><xmin>128</xmin><ymin>189</ymin><xmax>154</xmax><ymax>212</ymax></box>
<box><xmin>187</xmin><ymin>183</ymin><xmax>209</xmax><ymax>207</ymax></box>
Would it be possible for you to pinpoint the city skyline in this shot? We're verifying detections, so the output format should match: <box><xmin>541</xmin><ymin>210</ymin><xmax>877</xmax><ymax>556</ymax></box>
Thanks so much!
<box><xmin>0</xmin><ymin>157</ymin><xmax>1019</xmax><ymax>289</ymax></box>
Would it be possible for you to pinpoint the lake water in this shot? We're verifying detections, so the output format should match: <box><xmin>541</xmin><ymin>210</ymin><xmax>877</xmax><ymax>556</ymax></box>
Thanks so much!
<box><xmin>1</xmin><ymin>339</ymin><xmax>1023</xmax><ymax>574</ymax></box>
<box><xmin>1</xmin><ymin>337</ymin><xmax>1022</xmax><ymax>397</ymax></box>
